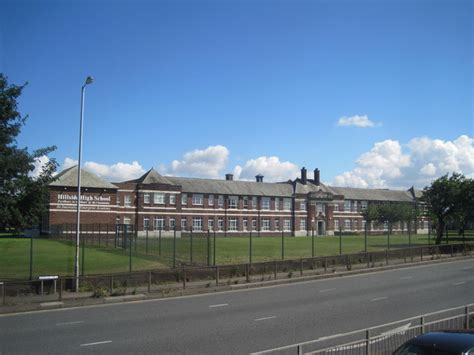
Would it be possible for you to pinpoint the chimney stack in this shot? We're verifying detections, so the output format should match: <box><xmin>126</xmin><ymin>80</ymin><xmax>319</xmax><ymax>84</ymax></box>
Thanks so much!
<box><xmin>314</xmin><ymin>168</ymin><xmax>320</xmax><ymax>185</ymax></box>
<box><xmin>301</xmin><ymin>167</ymin><xmax>307</xmax><ymax>184</ymax></box>
<box><xmin>255</xmin><ymin>174</ymin><xmax>264</xmax><ymax>183</ymax></box>
<box><xmin>225</xmin><ymin>173</ymin><xmax>233</xmax><ymax>181</ymax></box>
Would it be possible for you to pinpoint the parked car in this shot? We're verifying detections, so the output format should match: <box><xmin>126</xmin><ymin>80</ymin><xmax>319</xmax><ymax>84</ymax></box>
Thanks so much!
<box><xmin>393</xmin><ymin>331</ymin><xmax>474</xmax><ymax>354</ymax></box>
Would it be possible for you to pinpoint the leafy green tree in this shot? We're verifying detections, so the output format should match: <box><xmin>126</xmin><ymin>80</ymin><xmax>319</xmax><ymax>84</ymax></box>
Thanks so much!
<box><xmin>361</xmin><ymin>203</ymin><xmax>379</xmax><ymax>232</ymax></box>
<box><xmin>0</xmin><ymin>73</ymin><xmax>57</xmax><ymax>232</ymax></box>
<box><xmin>422</xmin><ymin>173</ymin><xmax>465</xmax><ymax>244</ymax></box>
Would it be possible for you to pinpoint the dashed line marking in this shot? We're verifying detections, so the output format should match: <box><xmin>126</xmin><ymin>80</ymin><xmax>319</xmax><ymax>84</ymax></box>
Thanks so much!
<box><xmin>400</xmin><ymin>276</ymin><xmax>413</xmax><ymax>280</ymax></box>
<box><xmin>371</xmin><ymin>297</ymin><xmax>388</xmax><ymax>302</ymax></box>
<box><xmin>319</xmin><ymin>288</ymin><xmax>336</xmax><ymax>293</ymax></box>
<box><xmin>56</xmin><ymin>321</ymin><xmax>84</xmax><ymax>326</ymax></box>
<box><xmin>80</xmin><ymin>340</ymin><xmax>112</xmax><ymax>347</ymax></box>
<box><xmin>254</xmin><ymin>316</ymin><xmax>277</xmax><ymax>322</ymax></box>
<box><xmin>461</xmin><ymin>267</ymin><xmax>473</xmax><ymax>270</ymax></box>
<box><xmin>453</xmin><ymin>282</ymin><xmax>466</xmax><ymax>286</ymax></box>
<box><xmin>209</xmin><ymin>303</ymin><xmax>228</xmax><ymax>308</ymax></box>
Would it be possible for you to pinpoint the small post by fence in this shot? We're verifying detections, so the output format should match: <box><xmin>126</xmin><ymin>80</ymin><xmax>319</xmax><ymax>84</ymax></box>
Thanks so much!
<box><xmin>274</xmin><ymin>261</ymin><xmax>277</xmax><ymax>280</ymax></box>
<box><xmin>428</xmin><ymin>221</ymin><xmax>431</xmax><ymax>245</ymax></box>
<box><xmin>324</xmin><ymin>257</ymin><xmax>327</xmax><ymax>273</ymax></box>
<box><xmin>339</xmin><ymin>227</ymin><xmax>342</xmax><ymax>255</ymax></box>
<box><xmin>207</xmin><ymin>229</ymin><xmax>211</xmax><ymax>267</ymax></box>
<box><xmin>1</xmin><ymin>282</ymin><xmax>5</xmax><ymax>305</ymax></box>
<box><xmin>29</xmin><ymin>236</ymin><xmax>33</xmax><ymax>280</ymax></box>
<box><xmin>129</xmin><ymin>228</ymin><xmax>132</xmax><ymax>273</ymax></box>
<box><xmin>364</xmin><ymin>222</ymin><xmax>368</xmax><ymax>253</ymax></box>
<box><xmin>300</xmin><ymin>259</ymin><xmax>303</xmax><ymax>276</ymax></box>
<box><xmin>312</xmin><ymin>228</ymin><xmax>315</xmax><ymax>258</ymax></box>
<box><xmin>420</xmin><ymin>316</ymin><xmax>425</xmax><ymax>334</ymax></box>
<box><xmin>182</xmin><ymin>268</ymin><xmax>186</xmax><ymax>289</ymax></box>
<box><xmin>249</xmin><ymin>230</ymin><xmax>253</xmax><ymax>264</ymax></box>
<box><xmin>159</xmin><ymin>226</ymin><xmax>162</xmax><ymax>256</ymax></box>
<box><xmin>281</xmin><ymin>230</ymin><xmax>284</xmax><ymax>260</ymax></box>
<box><xmin>215</xmin><ymin>266</ymin><xmax>219</xmax><ymax>286</ymax></box>
<box><xmin>109</xmin><ymin>275</ymin><xmax>114</xmax><ymax>294</ymax></box>
<box><xmin>148</xmin><ymin>271</ymin><xmax>151</xmax><ymax>292</ymax></box>
<box><xmin>58</xmin><ymin>278</ymin><xmax>63</xmax><ymax>301</ymax></box>
<box><xmin>81</xmin><ymin>236</ymin><xmax>85</xmax><ymax>276</ymax></box>
<box><xmin>365</xmin><ymin>329</ymin><xmax>371</xmax><ymax>355</ymax></box>
<box><xmin>420</xmin><ymin>247</ymin><xmax>423</xmax><ymax>261</ymax></box>
<box><xmin>297</xmin><ymin>344</ymin><xmax>303</xmax><ymax>355</ymax></box>
<box><xmin>465</xmin><ymin>306</ymin><xmax>470</xmax><ymax>329</ymax></box>
<box><xmin>246</xmin><ymin>263</ymin><xmax>250</xmax><ymax>282</ymax></box>
<box><xmin>146</xmin><ymin>227</ymin><xmax>149</xmax><ymax>254</ymax></box>
<box><xmin>385</xmin><ymin>250</ymin><xmax>389</xmax><ymax>265</ymax></box>
<box><xmin>367</xmin><ymin>252</ymin><xmax>370</xmax><ymax>268</ymax></box>
<box><xmin>173</xmin><ymin>227</ymin><xmax>177</xmax><ymax>269</ymax></box>
<box><xmin>387</xmin><ymin>225</ymin><xmax>391</xmax><ymax>250</ymax></box>
<box><xmin>408</xmin><ymin>221</ymin><xmax>412</xmax><ymax>247</ymax></box>
<box><xmin>446</xmin><ymin>225</ymin><xmax>449</xmax><ymax>245</ymax></box>
<box><xmin>213</xmin><ymin>229</ymin><xmax>216</xmax><ymax>266</ymax></box>
<box><xmin>190</xmin><ymin>228</ymin><xmax>193</xmax><ymax>264</ymax></box>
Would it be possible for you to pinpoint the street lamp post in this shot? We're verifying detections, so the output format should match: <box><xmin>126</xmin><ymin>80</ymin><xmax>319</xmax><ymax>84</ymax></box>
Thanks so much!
<box><xmin>75</xmin><ymin>76</ymin><xmax>94</xmax><ymax>292</ymax></box>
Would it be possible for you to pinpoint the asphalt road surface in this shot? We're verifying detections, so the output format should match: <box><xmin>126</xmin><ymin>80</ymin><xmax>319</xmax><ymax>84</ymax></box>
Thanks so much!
<box><xmin>1</xmin><ymin>258</ymin><xmax>473</xmax><ymax>354</ymax></box>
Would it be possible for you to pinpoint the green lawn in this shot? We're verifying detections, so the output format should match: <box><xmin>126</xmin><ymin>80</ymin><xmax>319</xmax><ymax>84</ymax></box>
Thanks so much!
<box><xmin>0</xmin><ymin>232</ymin><xmax>466</xmax><ymax>279</ymax></box>
<box><xmin>0</xmin><ymin>238</ymin><xmax>165</xmax><ymax>279</ymax></box>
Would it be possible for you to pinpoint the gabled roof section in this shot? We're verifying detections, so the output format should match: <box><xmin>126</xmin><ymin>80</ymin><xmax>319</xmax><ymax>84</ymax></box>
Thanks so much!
<box><xmin>127</xmin><ymin>168</ymin><xmax>176</xmax><ymax>185</ymax></box>
<box><xmin>330</xmin><ymin>186</ymin><xmax>414</xmax><ymax>202</ymax></box>
<box><xmin>294</xmin><ymin>180</ymin><xmax>339</xmax><ymax>196</ymax></box>
<box><xmin>49</xmin><ymin>166</ymin><xmax>118</xmax><ymax>189</ymax></box>
<box><xmin>166</xmin><ymin>176</ymin><xmax>293</xmax><ymax>197</ymax></box>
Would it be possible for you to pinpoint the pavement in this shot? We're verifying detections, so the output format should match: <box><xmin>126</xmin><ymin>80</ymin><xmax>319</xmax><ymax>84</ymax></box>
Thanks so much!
<box><xmin>0</xmin><ymin>258</ymin><xmax>473</xmax><ymax>354</ymax></box>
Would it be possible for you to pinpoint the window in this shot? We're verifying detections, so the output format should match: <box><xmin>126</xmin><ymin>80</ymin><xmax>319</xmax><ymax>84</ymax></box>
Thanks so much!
<box><xmin>262</xmin><ymin>197</ymin><xmax>270</xmax><ymax>210</ymax></box>
<box><xmin>361</xmin><ymin>201</ymin><xmax>368</xmax><ymax>210</ymax></box>
<box><xmin>345</xmin><ymin>219</ymin><xmax>351</xmax><ymax>230</ymax></box>
<box><xmin>344</xmin><ymin>200</ymin><xmax>351</xmax><ymax>212</ymax></box>
<box><xmin>300</xmin><ymin>219</ymin><xmax>306</xmax><ymax>230</ymax></box>
<box><xmin>154</xmin><ymin>217</ymin><xmax>164</xmax><ymax>231</ymax></box>
<box><xmin>300</xmin><ymin>201</ymin><xmax>306</xmax><ymax>211</ymax></box>
<box><xmin>353</xmin><ymin>201</ymin><xmax>358</xmax><ymax>211</ymax></box>
<box><xmin>143</xmin><ymin>217</ymin><xmax>150</xmax><ymax>230</ymax></box>
<box><xmin>334</xmin><ymin>203</ymin><xmax>339</xmax><ymax>211</ymax></box>
<box><xmin>169</xmin><ymin>194</ymin><xmax>176</xmax><ymax>204</ymax></box>
<box><xmin>423</xmin><ymin>220</ymin><xmax>429</xmax><ymax>229</ymax></box>
<box><xmin>243</xmin><ymin>218</ymin><xmax>248</xmax><ymax>231</ymax></box>
<box><xmin>218</xmin><ymin>218</ymin><xmax>224</xmax><ymax>230</ymax></box>
<box><xmin>243</xmin><ymin>197</ymin><xmax>248</xmax><ymax>209</ymax></box>
<box><xmin>218</xmin><ymin>195</ymin><xmax>224</xmax><ymax>208</ymax></box>
<box><xmin>208</xmin><ymin>194</ymin><xmax>214</xmax><ymax>206</ymax></box>
<box><xmin>192</xmin><ymin>194</ymin><xmax>203</xmax><ymax>206</ymax></box>
<box><xmin>334</xmin><ymin>219</ymin><xmax>340</xmax><ymax>230</ymax></box>
<box><xmin>284</xmin><ymin>219</ymin><xmax>291</xmax><ymax>231</ymax></box>
<box><xmin>262</xmin><ymin>219</ymin><xmax>270</xmax><ymax>231</ymax></box>
<box><xmin>384</xmin><ymin>221</ymin><xmax>388</xmax><ymax>231</ymax></box>
<box><xmin>192</xmin><ymin>218</ymin><xmax>203</xmax><ymax>231</ymax></box>
<box><xmin>228</xmin><ymin>218</ymin><xmax>238</xmax><ymax>231</ymax></box>
<box><xmin>274</xmin><ymin>198</ymin><xmax>279</xmax><ymax>210</ymax></box>
<box><xmin>116</xmin><ymin>196</ymin><xmax>121</xmax><ymax>206</ymax></box>
<box><xmin>316</xmin><ymin>203</ymin><xmax>324</xmax><ymax>213</ymax></box>
<box><xmin>181</xmin><ymin>218</ymin><xmax>187</xmax><ymax>230</ymax></box>
<box><xmin>252</xmin><ymin>197</ymin><xmax>258</xmax><ymax>210</ymax></box>
<box><xmin>144</xmin><ymin>194</ymin><xmax>150</xmax><ymax>204</ymax></box>
<box><xmin>274</xmin><ymin>219</ymin><xmax>280</xmax><ymax>231</ymax></box>
<box><xmin>124</xmin><ymin>217</ymin><xmax>131</xmax><ymax>225</ymax></box>
<box><xmin>181</xmin><ymin>194</ymin><xmax>187</xmax><ymax>205</ymax></box>
<box><xmin>208</xmin><ymin>218</ymin><xmax>214</xmax><ymax>231</ymax></box>
<box><xmin>283</xmin><ymin>198</ymin><xmax>291</xmax><ymax>211</ymax></box>
<box><xmin>124</xmin><ymin>195</ymin><xmax>132</xmax><ymax>206</ymax></box>
<box><xmin>353</xmin><ymin>220</ymin><xmax>358</xmax><ymax>230</ymax></box>
<box><xmin>362</xmin><ymin>220</ymin><xmax>367</xmax><ymax>229</ymax></box>
<box><xmin>169</xmin><ymin>218</ymin><xmax>175</xmax><ymax>229</ymax></box>
<box><xmin>228</xmin><ymin>196</ymin><xmax>238</xmax><ymax>209</ymax></box>
<box><xmin>154</xmin><ymin>193</ymin><xmax>165</xmax><ymax>204</ymax></box>
<box><xmin>252</xmin><ymin>219</ymin><xmax>257</xmax><ymax>231</ymax></box>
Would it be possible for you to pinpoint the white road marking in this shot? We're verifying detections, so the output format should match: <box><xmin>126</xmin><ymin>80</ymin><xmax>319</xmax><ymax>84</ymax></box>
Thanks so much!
<box><xmin>453</xmin><ymin>282</ymin><xmax>466</xmax><ymax>286</ymax></box>
<box><xmin>254</xmin><ymin>316</ymin><xmax>277</xmax><ymax>322</ymax></box>
<box><xmin>400</xmin><ymin>276</ymin><xmax>413</xmax><ymax>280</ymax></box>
<box><xmin>371</xmin><ymin>297</ymin><xmax>388</xmax><ymax>302</ymax></box>
<box><xmin>209</xmin><ymin>303</ymin><xmax>228</xmax><ymax>308</ymax></box>
<box><xmin>319</xmin><ymin>288</ymin><xmax>336</xmax><ymax>293</ymax></box>
<box><xmin>461</xmin><ymin>267</ymin><xmax>473</xmax><ymax>270</ymax></box>
<box><xmin>56</xmin><ymin>321</ymin><xmax>84</xmax><ymax>326</ymax></box>
<box><xmin>80</xmin><ymin>340</ymin><xmax>112</xmax><ymax>347</ymax></box>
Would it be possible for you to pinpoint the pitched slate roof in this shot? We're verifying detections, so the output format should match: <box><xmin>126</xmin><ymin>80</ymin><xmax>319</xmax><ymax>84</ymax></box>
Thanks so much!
<box><xmin>294</xmin><ymin>180</ymin><xmax>339</xmax><ymax>196</ymax></box>
<box><xmin>329</xmin><ymin>186</ymin><xmax>414</xmax><ymax>202</ymax></box>
<box><xmin>166</xmin><ymin>176</ymin><xmax>293</xmax><ymax>197</ymax></box>
<box><xmin>126</xmin><ymin>168</ymin><xmax>176</xmax><ymax>185</ymax></box>
<box><xmin>49</xmin><ymin>166</ymin><xmax>118</xmax><ymax>189</ymax></box>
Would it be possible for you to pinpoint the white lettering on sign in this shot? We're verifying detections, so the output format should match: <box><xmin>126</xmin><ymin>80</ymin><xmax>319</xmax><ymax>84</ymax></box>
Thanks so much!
<box><xmin>57</xmin><ymin>194</ymin><xmax>112</xmax><ymax>210</ymax></box>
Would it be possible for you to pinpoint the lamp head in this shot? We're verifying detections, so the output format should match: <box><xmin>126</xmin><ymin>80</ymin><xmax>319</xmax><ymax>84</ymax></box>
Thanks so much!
<box><xmin>85</xmin><ymin>76</ymin><xmax>94</xmax><ymax>85</ymax></box>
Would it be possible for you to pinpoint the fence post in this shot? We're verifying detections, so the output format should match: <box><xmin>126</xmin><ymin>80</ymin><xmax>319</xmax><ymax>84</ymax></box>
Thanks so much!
<box><xmin>404</xmin><ymin>249</ymin><xmax>407</xmax><ymax>263</ymax></box>
<box><xmin>249</xmin><ymin>230</ymin><xmax>253</xmax><ymax>264</ymax></box>
<box><xmin>311</xmin><ymin>228</ymin><xmax>315</xmax><ymax>258</ymax></box>
<box><xmin>148</xmin><ymin>271</ymin><xmax>151</xmax><ymax>293</ymax></box>
<box><xmin>159</xmin><ymin>226</ymin><xmax>162</xmax><ymax>257</ymax></box>
<box><xmin>207</xmin><ymin>229</ymin><xmax>211</xmax><ymax>267</ymax></box>
<box><xmin>346</xmin><ymin>255</ymin><xmax>350</xmax><ymax>270</ymax></box>
<box><xmin>339</xmin><ymin>227</ymin><xmax>342</xmax><ymax>255</ymax></box>
<box><xmin>129</xmin><ymin>228</ymin><xmax>133</xmax><ymax>273</ymax></box>
<box><xmin>297</xmin><ymin>344</ymin><xmax>303</xmax><ymax>355</ymax></box>
<box><xmin>300</xmin><ymin>259</ymin><xmax>303</xmax><ymax>276</ymax></box>
<box><xmin>213</xmin><ymin>229</ymin><xmax>216</xmax><ymax>266</ymax></box>
<box><xmin>190</xmin><ymin>228</ymin><xmax>193</xmax><ymax>264</ymax></box>
<box><xmin>450</xmin><ymin>244</ymin><xmax>454</xmax><ymax>257</ymax></box>
<box><xmin>58</xmin><ymin>278</ymin><xmax>63</xmax><ymax>301</ymax></box>
<box><xmin>2</xmin><ymin>282</ymin><xmax>5</xmax><ymax>305</ymax></box>
<box><xmin>465</xmin><ymin>306</ymin><xmax>470</xmax><ymax>329</ymax></box>
<box><xmin>324</xmin><ymin>257</ymin><xmax>327</xmax><ymax>273</ymax></box>
<box><xmin>146</xmin><ymin>227</ymin><xmax>149</xmax><ymax>254</ymax></box>
<box><xmin>408</xmin><ymin>221</ymin><xmax>412</xmax><ymax>247</ymax></box>
<box><xmin>367</xmin><ymin>252</ymin><xmax>370</xmax><ymax>268</ymax></box>
<box><xmin>109</xmin><ymin>275</ymin><xmax>114</xmax><ymax>295</ymax></box>
<box><xmin>420</xmin><ymin>247</ymin><xmax>423</xmax><ymax>261</ymax></box>
<box><xmin>246</xmin><ymin>263</ymin><xmax>250</xmax><ymax>282</ymax></box>
<box><xmin>215</xmin><ymin>266</ymin><xmax>219</xmax><ymax>286</ymax></box>
<box><xmin>81</xmin><ymin>236</ymin><xmax>85</xmax><ymax>276</ymax></box>
<box><xmin>420</xmin><ymin>316</ymin><xmax>425</xmax><ymax>334</ymax></box>
<box><xmin>274</xmin><ymin>261</ymin><xmax>277</xmax><ymax>280</ymax></box>
<box><xmin>446</xmin><ymin>224</ymin><xmax>449</xmax><ymax>245</ymax></box>
<box><xmin>364</xmin><ymin>222</ymin><xmax>368</xmax><ymax>253</ymax></box>
<box><xmin>281</xmin><ymin>230</ymin><xmax>284</xmax><ymax>260</ymax></box>
<box><xmin>29</xmin><ymin>236</ymin><xmax>33</xmax><ymax>280</ymax></box>
<box><xmin>385</xmin><ymin>250</ymin><xmax>389</xmax><ymax>265</ymax></box>
<box><xmin>182</xmin><ymin>268</ymin><xmax>186</xmax><ymax>289</ymax></box>
<box><xmin>173</xmin><ymin>227</ymin><xmax>177</xmax><ymax>269</ymax></box>
<box><xmin>365</xmin><ymin>329</ymin><xmax>370</xmax><ymax>355</ymax></box>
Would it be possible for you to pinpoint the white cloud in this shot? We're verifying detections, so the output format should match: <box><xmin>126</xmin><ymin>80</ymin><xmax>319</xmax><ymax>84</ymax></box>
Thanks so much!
<box><xmin>337</xmin><ymin>115</ymin><xmax>380</xmax><ymax>128</ymax></box>
<box><xmin>29</xmin><ymin>155</ymin><xmax>50</xmax><ymax>178</ymax></box>
<box><xmin>333</xmin><ymin>135</ymin><xmax>474</xmax><ymax>189</ymax></box>
<box><xmin>164</xmin><ymin>145</ymin><xmax>229</xmax><ymax>179</ymax></box>
<box><xmin>61</xmin><ymin>157</ymin><xmax>145</xmax><ymax>181</ymax></box>
<box><xmin>233</xmin><ymin>156</ymin><xmax>299</xmax><ymax>182</ymax></box>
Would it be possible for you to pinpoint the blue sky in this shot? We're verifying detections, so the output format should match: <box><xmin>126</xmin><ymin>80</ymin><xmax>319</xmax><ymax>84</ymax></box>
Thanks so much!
<box><xmin>1</xmin><ymin>0</ymin><xmax>473</xmax><ymax>188</ymax></box>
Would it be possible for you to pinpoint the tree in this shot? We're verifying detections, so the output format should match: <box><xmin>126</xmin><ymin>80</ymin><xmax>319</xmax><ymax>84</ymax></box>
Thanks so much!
<box><xmin>0</xmin><ymin>73</ymin><xmax>57</xmax><ymax>231</ymax></box>
<box><xmin>422</xmin><ymin>173</ymin><xmax>465</xmax><ymax>244</ymax></box>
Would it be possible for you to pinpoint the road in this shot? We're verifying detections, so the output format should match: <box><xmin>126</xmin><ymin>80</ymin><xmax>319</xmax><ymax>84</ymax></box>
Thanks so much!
<box><xmin>0</xmin><ymin>258</ymin><xmax>473</xmax><ymax>354</ymax></box>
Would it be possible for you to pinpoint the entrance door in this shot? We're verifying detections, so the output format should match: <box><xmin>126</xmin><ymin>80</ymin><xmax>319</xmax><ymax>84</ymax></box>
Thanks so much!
<box><xmin>317</xmin><ymin>221</ymin><xmax>325</xmax><ymax>236</ymax></box>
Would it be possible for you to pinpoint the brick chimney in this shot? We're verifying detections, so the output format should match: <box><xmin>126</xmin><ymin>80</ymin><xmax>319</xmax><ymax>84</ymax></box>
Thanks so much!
<box><xmin>314</xmin><ymin>168</ymin><xmax>320</xmax><ymax>185</ymax></box>
<box><xmin>301</xmin><ymin>167</ymin><xmax>307</xmax><ymax>184</ymax></box>
<box><xmin>225</xmin><ymin>173</ymin><xmax>233</xmax><ymax>181</ymax></box>
<box><xmin>255</xmin><ymin>174</ymin><xmax>264</xmax><ymax>183</ymax></box>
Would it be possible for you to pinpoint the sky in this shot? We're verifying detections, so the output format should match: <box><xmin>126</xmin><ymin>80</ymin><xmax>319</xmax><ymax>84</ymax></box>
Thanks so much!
<box><xmin>1</xmin><ymin>0</ymin><xmax>473</xmax><ymax>189</ymax></box>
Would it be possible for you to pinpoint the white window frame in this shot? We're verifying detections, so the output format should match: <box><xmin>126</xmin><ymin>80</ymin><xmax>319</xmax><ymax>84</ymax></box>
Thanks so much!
<box><xmin>218</xmin><ymin>218</ymin><xmax>224</xmax><ymax>231</ymax></box>
<box><xmin>181</xmin><ymin>218</ymin><xmax>187</xmax><ymax>230</ymax></box>
<box><xmin>344</xmin><ymin>219</ymin><xmax>351</xmax><ymax>230</ymax></box>
<box><xmin>208</xmin><ymin>194</ymin><xmax>214</xmax><ymax>206</ymax></box>
<box><xmin>243</xmin><ymin>218</ymin><xmax>248</xmax><ymax>231</ymax></box>
<box><xmin>144</xmin><ymin>194</ymin><xmax>150</xmax><ymax>204</ymax></box>
<box><xmin>228</xmin><ymin>196</ymin><xmax>238</xmax><ymax>209</ymax></box>
<box><xmin>316</xmin><ymin>203</ymin><xmax>323</xmax><ymax>213</ymax></box>
<box><xmin>283</xmin><ymin>198</ymin><xmax>291</xmax><ymax>211</ymax></box>
<box><xmin>181</xmin><ymin>193</ymin><xmax>187</xmax><ymax>205</ymax></box>
<box><xmin>274</xmin><ymin>198</ymin><xmax>279</xmax><ymax>211</ymax></box>
<box><xmin>353</xmin><ymin>201</ymin><xmax>358</xmax><ymax>211</ymax></box>
<box><xmin>228</xmin><ymin>218</ymin><xmax>238</xmax><ymax>231</ymax></box>
<box><xmin>300</xmin><ymin>219</ymin><xmax>306</xmax><ymax>231</ymax></box>
<box><xmin>284</xmin><ymin>219</ymin><xmax>291</xmax><ymax>231</ymax></box>
<box><xmin>361</xmin><ymin>201</ymin><xmax>368</xmax><ymax>210</ymax></box>
<box><xmin>154</xmin><ymin>217</ymin><xmax>164</xmax><ymax>231</ymax></box>
<box><xmin>262</xmin><ymin>197</ymin><xmax>270</xmax><ymax>210</ymax></box>
<box><xmin>274</xmin><ymin>219</ymin><xmax>280</xmax><ymax>231</ymax></box>
<box><xmin>218</xmin><ymin>195</ymin><xmax>224</xmax><ymax>208</ymax></box>
<box><xmin>252</xmin><ymin>197</ymin><xmax>258</xmax><ymax>210</ymax></box>
<box><xmin>169</xmin><ymin>194</ymin><xmax>176</xmax><ymax>205</ymax></box>
<box><xmin>334</xmin><ymin>203</ymin><xmax>339</xmax><ymax>211</ymax></box>
<box><xmin>208</xmin><ymin>218</ymin><xmax>214</xmax><ymax>231</ymax></box>
<box><xmin>124</xmin><ymin>217</ymin><xmax>131</xmax><ymax>225</ymax></box>
<box><xmin>124</xmin><ymin>195</ymin><xmax>132</xmax><ymax>206</ymax></box>
<box><xmin>334</xmin><ymin>219</ymin><xmax>340</xmax><ymax>230</ymax></box>
<box><xmin>344</xmin><ymin>200</ymin><xmax>351</xmax><ymax>212</ymax></box>
<box><xmin>192</xmin><ymin>217</ymin><xmax>203</xmax><ymax>231</ymax></box>
<box><xmin>154</xmin><ymin>193</ymin><xmax>165</xmax><ymax>204</ymax></box>
<box><xmin>243</xmin><ymin>196</ymin><xmax>248</xmax><ymax>209</ymax></box>
<box><xmin>262</xmin><ymin>219</ymin><xmax>270</xmax><ymax>231</ymax></box>
<box><xmin>252</xmin><ymin>219</ymin><xmax>257</xmax><ymax>231</ymax></box>
<box><xmin>300</xmin><ymin>201</ymin><xmax>306</xmax><ymax>211</ymax></box>
<box><xmin>169</xmin><ymin>218</ymin><xmax>175</xmax><ymax>229</ymax></box>
<box><xmin>192</xmin><ymin>194</ymin><xmax>203</xmax><ymax>206</ymax></box>
<box><xmin>143</xmin><ymin>217</ymin><xmax>150</xmax><ymax>230</ymax></box>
